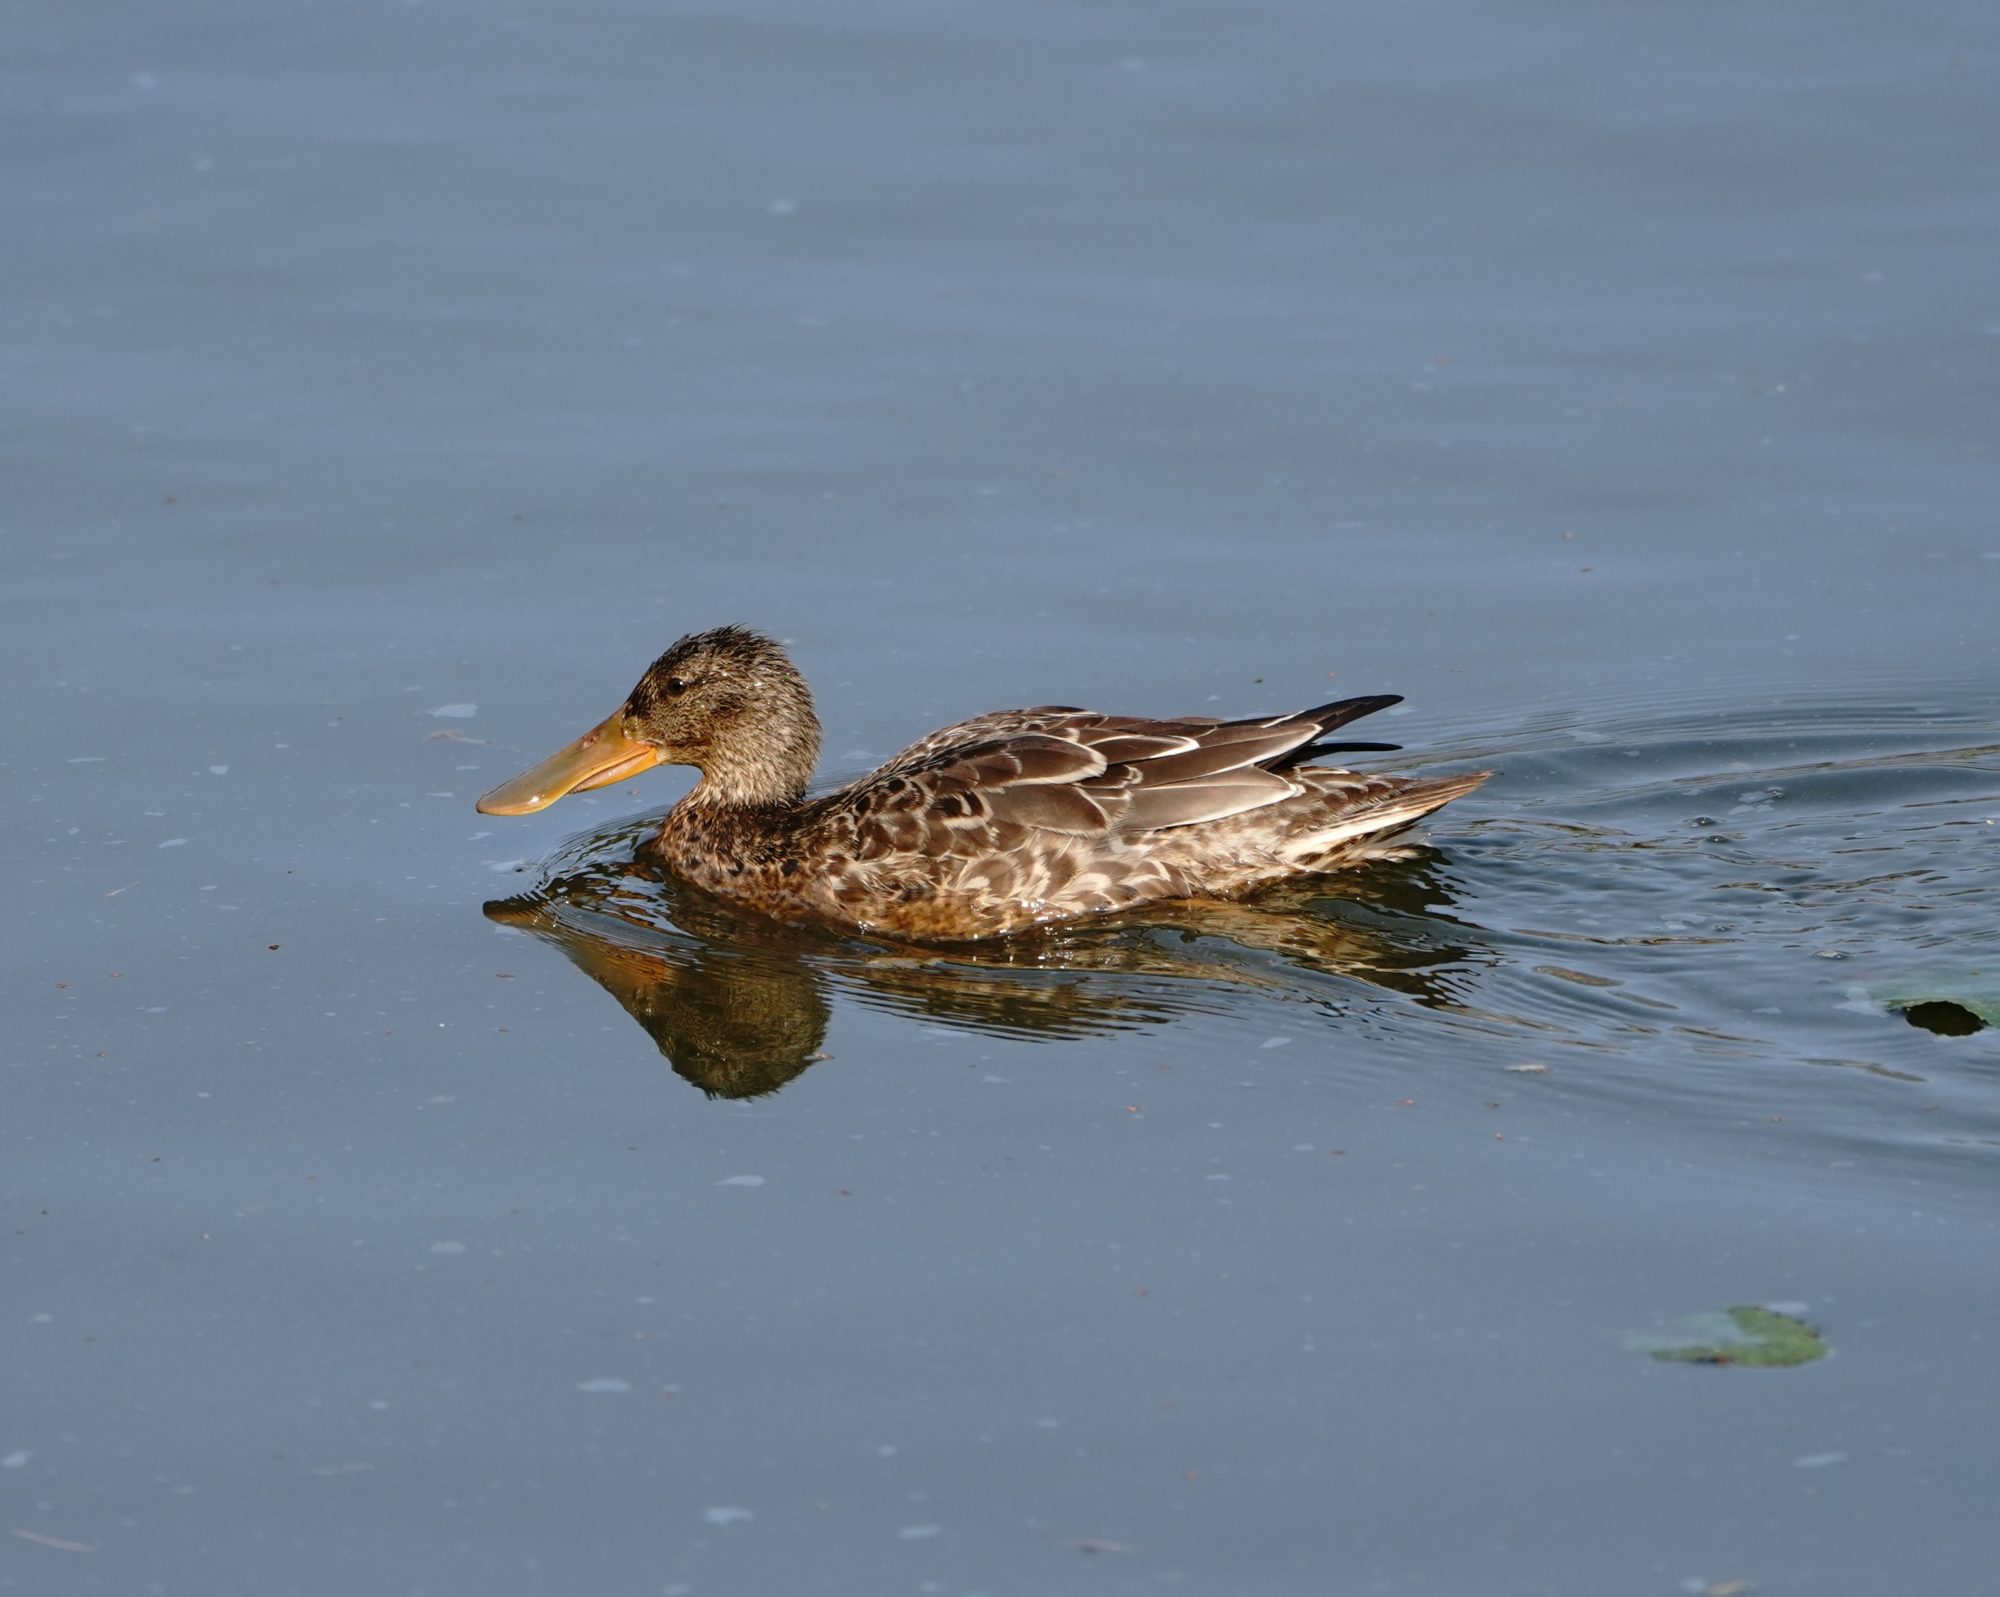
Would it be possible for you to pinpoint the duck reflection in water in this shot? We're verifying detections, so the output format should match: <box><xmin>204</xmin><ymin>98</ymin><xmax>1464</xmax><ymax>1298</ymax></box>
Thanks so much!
<box><xmin>483</xmin><ymin>814</ymin><xmax>1488</xmax><ymax>1100</ymax></box>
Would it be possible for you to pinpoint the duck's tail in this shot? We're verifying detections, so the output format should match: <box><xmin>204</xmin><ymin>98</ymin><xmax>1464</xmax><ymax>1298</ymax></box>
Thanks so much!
<box><xmin>1281</xmin><ymin>768</ymin><xmax>1492</xmax><ymax>868</ymax></box>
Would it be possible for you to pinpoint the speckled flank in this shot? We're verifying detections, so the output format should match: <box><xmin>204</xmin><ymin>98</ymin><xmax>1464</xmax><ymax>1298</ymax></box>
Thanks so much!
<box><xmin>502</xmin><ymin>626</ymin><xmax>1491</xmax><ymax>941</ymax></box>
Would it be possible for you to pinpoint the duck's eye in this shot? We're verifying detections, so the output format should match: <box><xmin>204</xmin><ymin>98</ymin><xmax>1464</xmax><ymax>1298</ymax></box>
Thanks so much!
<box><xmin>663</xmin><ymin>676</ymin><xmax>690</xmax><ymax>696</ymax></box>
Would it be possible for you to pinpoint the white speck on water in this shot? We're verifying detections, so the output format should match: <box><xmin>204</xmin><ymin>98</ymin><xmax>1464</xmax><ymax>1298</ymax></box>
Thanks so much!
<box><xmin>897</xmin><ymin>1524</ymin><xmax>943</xmax><ymax>1541</ymax></box>
<box><xmin>717</xmin><ymin>1174</ymin><xmax>766</xmax><ymax>1187</ymax></box>
<box><xmin>1033</xmin><ymin>1418</ymin><xmax>1062</xmax><ymax>1429</ymax></box>
<box><xmin>1259</xmin><ymin>1036</ymin><xmax>1292</xmax><ymax>1049</ymax></box>
<box><xmin>132</xmin><ymin>71</ymin><xmax>160</xmax><ymax>90</ymax></box>
<box><xmin>368</xmin><ymin>1400</ymin><xmax>390</xmax><ymax>1411</ymax></box>
<box><xmin>875</xmin><ymin>1443</ymin><xmax>899</xmax><ymax>1457</ymax></box>
<box><xmin>68</xmin><ymin>755</ymin><xmax>107</xmax><ymax>764</ymax></box>
<box><xmin>703</xmin><ymin>1505</ymin><xmax>754</xmax><ymax>1526</ymax></box>
<box><xmin>767</xmin><ymin>197</ymin><xmax>797</xmax><ymax>215</ymax></box>
<box><xmin>1</xmin><ymin>1451</ymin><xmax>31</xmax><ymax>1469</ymax></box>
<box><xmin>429</xmin><ymin>1241</ymin><xmax>468</xmax><ymax>1255</ymax></box>
<box><xmin>430</xmin><ymin>704</ymin><xmax>477</xmax><ymax>719</ymax></box>
<box><xmin>577</xmin><ymin>1378</ymin><xmax>632</xmax><ymax>1394</ymax></box>
<box><xmin>1203</xmin><ymin>1172</ymin><xmax>1231</xmax><ymax>1182</ymax></box>
<box><xmin>1794</xmin><ymin>1451</ymin><xmax>1848</xmax><ymax>1469</ymax></box>
<box><xmin>143</xmin><ymin>1006</ymin><xmax>168</xmax><ymax>1014</ymax></box>
<box><xmin>158</xmin><ymin>837</ymin><xmax>189</xmax><ymax>848</ymax></box>
<box><xmin>208</xmin><ymin>765</ymin><xmax>228</xmax><ymax>775</ymax></box>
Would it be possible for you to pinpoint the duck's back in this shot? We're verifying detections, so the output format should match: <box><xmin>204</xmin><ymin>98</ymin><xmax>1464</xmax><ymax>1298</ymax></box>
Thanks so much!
<box><xmin>660</xmin><ymin>700</ymin><xmax>1488</xmax><ymax>941</ymax></box>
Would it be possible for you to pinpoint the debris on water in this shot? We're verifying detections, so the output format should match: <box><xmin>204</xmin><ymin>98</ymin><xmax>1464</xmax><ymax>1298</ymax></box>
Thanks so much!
<box><xmin>1506</xmin><ymin>1063</ymin><xmax>1548</xmax><ymax>1074</ymax></box>
<box><xmin>12</xmin><ymin>1528</ymin><xmax>94</xmax><ymax>1553</ymax></box>
<box><xmin>578</xmin><ymin>1378</ymin><xmax>632</xmax><ymax>1394</ymax></box>
<box><xmin>1898</xmin><ymin>1000</ymin><xmax>1987</xmax><ymax>1036</ymax></box>
<box><xmin>430</xmin><ymin>704</ymin><xmax>477</xmax><ymax>719</ymax></box>
<box><xmin>1626</xmin><ymin>1305</ymin><xmax>1826</xmax><ymax>1368</ymax></box>
<box><xmin>703</xmin><ymin>1505</ymin><xmax>753</xmax><ymax>1525</ymax></box>
<box><xmin>1866</xmin><ymin>973</ymin><xmax>1998</xmax><ymax>1034</ymax></box>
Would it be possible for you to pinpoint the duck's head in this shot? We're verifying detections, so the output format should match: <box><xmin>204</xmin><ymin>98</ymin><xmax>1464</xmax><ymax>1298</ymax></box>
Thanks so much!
<box><xmin>476</xmin><ymin>625</ymin><xmax>823</xmax><ymax>815</ymax></box>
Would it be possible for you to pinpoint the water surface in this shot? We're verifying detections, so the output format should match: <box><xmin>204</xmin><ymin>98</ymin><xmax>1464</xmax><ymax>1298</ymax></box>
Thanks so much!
<box><xmin>7</xmin><ymin>2</ymin><xmax>1998</xmax><ymax>1593</ymax></box>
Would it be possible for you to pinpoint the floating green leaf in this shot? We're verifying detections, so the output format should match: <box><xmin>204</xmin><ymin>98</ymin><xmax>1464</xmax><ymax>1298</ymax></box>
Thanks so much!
<box><xmin>1625</xmin><ymin>1305</ymin><xmax>1827</xmax><ymax>1368</ymax></box>
<box><xmin>1868</xmin><ymin>972</ymin><xmax>1999</xmax><ymax>1032</ymax></box>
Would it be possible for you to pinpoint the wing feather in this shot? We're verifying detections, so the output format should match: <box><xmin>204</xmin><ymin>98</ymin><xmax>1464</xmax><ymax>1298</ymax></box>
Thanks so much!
<box><xmin>847</xmin><ymin>695</ymin><xmax>1409</xmax><ymax>847</ymax></box>
<box><xmin>1116</xmin><ymin>769</ymin><xmax>1306</xmax><ymax>832</ymax></box>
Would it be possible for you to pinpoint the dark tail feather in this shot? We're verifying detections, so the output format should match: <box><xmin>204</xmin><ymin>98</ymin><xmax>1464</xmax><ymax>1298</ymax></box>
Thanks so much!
<box><xmin>1273</xmin><ymin>695</ymin><xmax>1402</xmax><ymax>769</ymax></box>
<box><xmin>1291</xmin><ymin>738</ymin><xmax>1402</xmax><ymax>762</ymax></box>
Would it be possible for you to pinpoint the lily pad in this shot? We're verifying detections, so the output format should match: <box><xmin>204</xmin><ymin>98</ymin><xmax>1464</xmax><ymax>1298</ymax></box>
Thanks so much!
<box><xmin>1867</xmin><ymin>972</ymin><xmax>2000</xmax><ymax>1032</ymax></box>
<box><xmin>1624</xmin><ymin>1305</ymin><xmax>1827</xmax><ymax>1368</ymax></box>
<box><xmin>1896</xmin><ymin>1000</ymin><xmax>1987</xmax><ymax>1037</ymax></box>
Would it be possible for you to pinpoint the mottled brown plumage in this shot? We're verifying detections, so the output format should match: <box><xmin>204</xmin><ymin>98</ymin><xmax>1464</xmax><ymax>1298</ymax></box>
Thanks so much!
<box><xmin>477</xmin><ymin>625</ymin><xmax>1490</xmax><ymax>941</ymax></box>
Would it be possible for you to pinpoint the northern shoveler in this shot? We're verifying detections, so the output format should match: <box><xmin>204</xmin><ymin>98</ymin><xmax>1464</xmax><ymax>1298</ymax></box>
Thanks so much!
<box><xmin>477</xmin><ymin>625</ymin><xmax>1488</xmax><ymax>940</ymax></box>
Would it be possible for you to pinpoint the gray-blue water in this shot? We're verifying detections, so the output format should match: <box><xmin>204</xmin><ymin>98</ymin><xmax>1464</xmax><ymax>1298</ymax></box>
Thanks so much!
<box><xmin>7</xmin><ymin>2</ymin><xmax>1997</xmax><ymax>1593</ymax></box>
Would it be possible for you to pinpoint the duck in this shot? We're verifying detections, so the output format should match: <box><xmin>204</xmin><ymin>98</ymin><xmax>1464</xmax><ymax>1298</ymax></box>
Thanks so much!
<box><xmin>476</xmin><ymin>625</ymin><xmax>1489</xmax><ymax>941</ymax></box>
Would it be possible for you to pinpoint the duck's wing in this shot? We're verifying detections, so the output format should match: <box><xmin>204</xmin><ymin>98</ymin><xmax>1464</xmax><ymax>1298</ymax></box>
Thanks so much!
<box><xmin>869</xmin><ymin>706</ymin><xmax>1096</xmax><ymax>775</ymax></box>
<box><xmin>843</xmin><ymin>698</ymin><xmax>1408</xmax><ymax>851</ymax></box>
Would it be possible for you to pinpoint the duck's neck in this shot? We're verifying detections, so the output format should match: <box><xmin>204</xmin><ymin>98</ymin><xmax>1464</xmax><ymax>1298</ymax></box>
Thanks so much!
<box><xmin>683</xmin><ymin>705</ymin><xmax>821</xmax><ymax>813</ymax></box>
